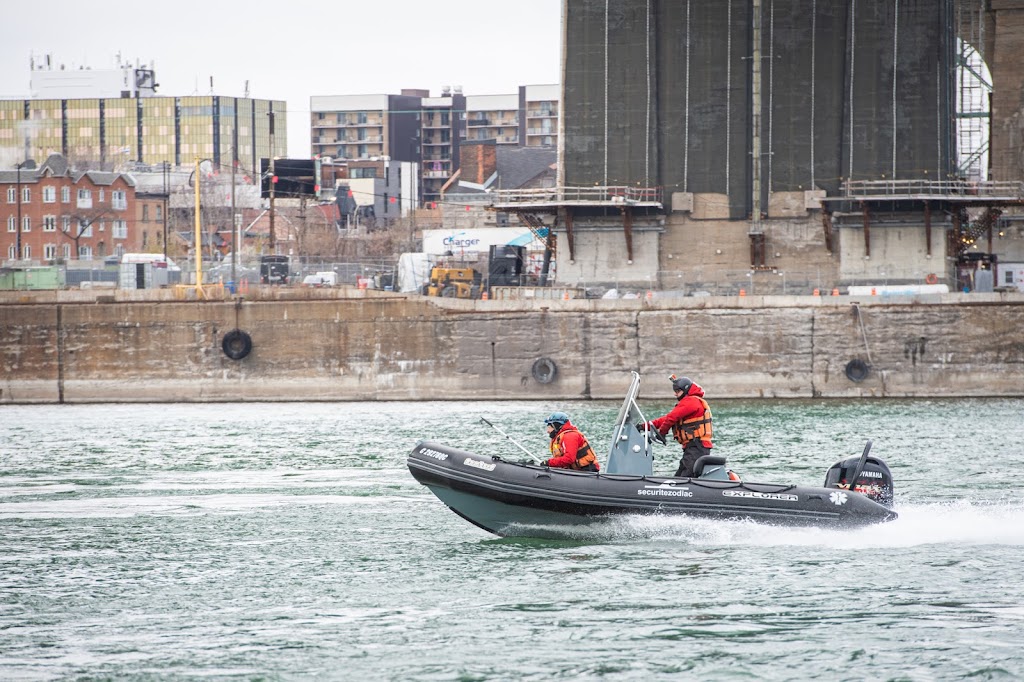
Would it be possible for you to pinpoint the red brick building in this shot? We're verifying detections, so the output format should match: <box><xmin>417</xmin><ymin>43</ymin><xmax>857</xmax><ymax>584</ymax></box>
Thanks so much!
<box><xmin>1</xmin><ymin>155</ymin><xmax>136</xmax><ymax>263</ymax></box>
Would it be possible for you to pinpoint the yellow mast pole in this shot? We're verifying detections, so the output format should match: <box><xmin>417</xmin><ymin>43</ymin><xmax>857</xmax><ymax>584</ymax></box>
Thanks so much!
<box><xmin>194</xmin><ymin>157</ymin><xmax>204</xmax><ymax>297</ymax></box>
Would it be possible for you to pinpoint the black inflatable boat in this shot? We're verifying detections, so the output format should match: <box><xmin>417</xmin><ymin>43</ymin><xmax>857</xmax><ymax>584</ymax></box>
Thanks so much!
<box><xmin>407</xmin><ymin>373</ymin><xmax>897</xmax><ymax>538</ymax></box>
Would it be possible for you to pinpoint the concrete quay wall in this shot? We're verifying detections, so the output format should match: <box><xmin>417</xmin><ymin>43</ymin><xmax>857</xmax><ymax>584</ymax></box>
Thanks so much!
<box><xmin>3</xmin><ymin>291</ymin><xmax>1024</xmax><ymax>403</ymax></box>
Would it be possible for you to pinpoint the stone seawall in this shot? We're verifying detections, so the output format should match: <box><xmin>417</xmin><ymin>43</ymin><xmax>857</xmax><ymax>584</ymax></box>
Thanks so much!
<box><xmin>2</xmin><ymin>291</ymin><xmax>1024</xmax><ymax>403</ymax></box>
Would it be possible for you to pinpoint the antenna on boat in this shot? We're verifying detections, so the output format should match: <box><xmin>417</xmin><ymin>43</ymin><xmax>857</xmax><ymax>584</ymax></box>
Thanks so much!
<box><xmin>480</xmin><ymin>417</ymin><xmax>543</xmax><ymax>463</ymax></box>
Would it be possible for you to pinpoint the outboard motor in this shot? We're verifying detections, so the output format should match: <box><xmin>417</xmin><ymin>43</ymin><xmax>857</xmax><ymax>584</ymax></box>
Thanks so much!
<box><xmin>824</xmin><ymin>456</ymin><xmax>895</xmax><ymax>508</ymax></box>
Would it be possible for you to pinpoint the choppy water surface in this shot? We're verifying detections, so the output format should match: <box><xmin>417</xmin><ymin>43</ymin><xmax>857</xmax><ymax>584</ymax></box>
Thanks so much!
<box><xmin>2</xmin><ymin>399</ymin><xmax>1023</xmax><ymax>680</ymax></box>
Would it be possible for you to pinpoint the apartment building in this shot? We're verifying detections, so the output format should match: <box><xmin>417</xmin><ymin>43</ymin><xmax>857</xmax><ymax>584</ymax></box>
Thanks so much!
<box><xmin>420</xmin><ymin>88</ymin><xmax>466</xmax><ymax>206</ymax></box>
<box><xmin>465</xmin><ymin>85</ymin><xmax>560</xmax><ymax>149</ymax></box>
<box><xmin>309</xmin><ymin>84</ymin><xmax>558</xmax><ymax>207</ymax></box>
<box><xmin>522</xmin><ymin>84</ymin><xmax>559</xmax><ymax>148</ymax></box>
<box><xmin>0</xmin><ymin>56</ymin><xmax>286</xmax><ymax>175</ymax></box>
<box><xmin>1</xmin><ymin>154</ymin><xmax>136</xmax><ymax>263</ymax></box>
<box><xmin>465</xmin><ymin>94</ymin><xmax>520</xmax><ymax>145</ymax></box>
<box><xmin>309</xmin><ymin>92</ymin><xmax>423</xmax><ymax>162</ymax></box>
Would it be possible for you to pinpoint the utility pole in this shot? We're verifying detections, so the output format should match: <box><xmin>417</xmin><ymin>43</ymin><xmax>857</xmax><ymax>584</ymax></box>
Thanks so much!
<box><xmin>15</xmin><ymin>162</ymin><xmax>23</xmax><ymax>261</ymax></box>
<box><xmin>268</xmin><ymin>111</ymin><xmax>276</xmax><ymax>252</ymax></box>
<box><xmin>230</xmin><ymin>149</ymin><xmax>237</xmax><ymax>287</ymax></box>
<box><xmin>162</xmin><ymin>162</ymin><xmax>169</xmax><ymax>259</ymax></box>
<box><xmin>193</xmin><ymin>157</ymin><xmax>205</xmax><ymax>297</ymax></box>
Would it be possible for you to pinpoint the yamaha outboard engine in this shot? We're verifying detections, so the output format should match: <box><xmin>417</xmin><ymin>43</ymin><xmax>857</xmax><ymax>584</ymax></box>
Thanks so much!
<box><xmin>824</xmin><ymin>456</ymin><xmax>895</xmax><ymax>508</ymax></box>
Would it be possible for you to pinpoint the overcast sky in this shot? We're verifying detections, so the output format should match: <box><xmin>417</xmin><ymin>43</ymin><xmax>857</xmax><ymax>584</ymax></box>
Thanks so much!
<box><xmin>1</xmin><ymin>0</ymin><xmax>562</xmax><ymax>159</ymax></box>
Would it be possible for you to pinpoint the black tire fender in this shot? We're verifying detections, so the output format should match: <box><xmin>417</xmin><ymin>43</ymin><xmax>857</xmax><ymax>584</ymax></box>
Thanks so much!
<box><xmin>531</xmin><ymin>357</ymin><xmax>558</xmax><ymax>384</ymax></box>
<box><xmin>845</xmin><ymin>359</ymin><xmax>869</xmax><ymax>382</ymax></box>
<box><xmin>222</xmin><ymin>329</ymin><xmax>253</xmax><ymax>361</ymax></box>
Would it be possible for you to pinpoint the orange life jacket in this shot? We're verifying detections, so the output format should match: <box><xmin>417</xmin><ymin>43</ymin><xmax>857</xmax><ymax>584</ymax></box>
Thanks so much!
<box><xmin>671</xmin><ymin>397</ymin><xmax>713</xmax><ymax>447</ymax></box>
<box><xmin>550</xmin><ymin>428</ymin><xmax>599</xmax><ymax>471</ymax></box>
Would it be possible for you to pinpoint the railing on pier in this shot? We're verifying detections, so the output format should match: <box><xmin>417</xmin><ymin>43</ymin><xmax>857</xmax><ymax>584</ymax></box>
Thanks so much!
<box><xmin>491</xmin><ymin>185</ymin><xmax>663</xmax><ymax>208</ymax></box>
<box><xmin>834</xmin><ymin>179</ymin><xmax>1024</xmax><ymax>202</ymax></box>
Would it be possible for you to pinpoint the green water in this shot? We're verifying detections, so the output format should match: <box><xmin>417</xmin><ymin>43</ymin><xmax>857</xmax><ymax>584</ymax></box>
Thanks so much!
<box><xmin>2</xmin><ymin>399</ymin><xmax>1023</xmax><ymax>680</ymax></box>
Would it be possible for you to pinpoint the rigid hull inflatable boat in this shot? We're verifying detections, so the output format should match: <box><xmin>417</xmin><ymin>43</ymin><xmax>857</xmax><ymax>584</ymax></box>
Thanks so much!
<box><xmin>407</xmin><ymin>373</ymin><xmax>897</xmax><ymax>538</ymax></box>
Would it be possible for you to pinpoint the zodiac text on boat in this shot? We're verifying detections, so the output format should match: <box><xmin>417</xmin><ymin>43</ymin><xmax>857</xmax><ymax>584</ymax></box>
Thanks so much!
<box><xmin>637</xmin><ymin>484</ymin><xmax>693</xmax><ymax>497</ymax></box>
<box><xmin>463</xmin><ymin>458</ymin><xmax>497</xmax><ymax>471</ymax></box>
<box><xmin>722</xmin><ymin>490</ymin><xmax>799</xmax><ymax>502</ymax></box>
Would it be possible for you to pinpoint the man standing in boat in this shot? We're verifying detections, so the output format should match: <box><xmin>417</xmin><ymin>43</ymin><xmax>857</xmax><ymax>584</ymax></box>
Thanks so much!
<box><xmin>643</xmin><ymin>375</ymin><xmax>714</xmax><ymax>478</ymax></box>
<box><xmin>542</xmin><ymin>412</ymin><xmax>600</xmax><ymax>471</ymax></box>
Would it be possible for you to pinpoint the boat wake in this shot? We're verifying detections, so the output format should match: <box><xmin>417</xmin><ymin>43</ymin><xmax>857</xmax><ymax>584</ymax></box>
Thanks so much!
<box><xmin>530</xmin><ymin>500</ymin><xmax>1024</xmax><ymax>548</ymax></box>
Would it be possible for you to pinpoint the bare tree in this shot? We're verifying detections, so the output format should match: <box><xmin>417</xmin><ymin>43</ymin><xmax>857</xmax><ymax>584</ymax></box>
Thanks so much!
<box><xmin>60</xmin><ymin>205</ymin><xmax>114</xmax><ymax>258</ymax></box>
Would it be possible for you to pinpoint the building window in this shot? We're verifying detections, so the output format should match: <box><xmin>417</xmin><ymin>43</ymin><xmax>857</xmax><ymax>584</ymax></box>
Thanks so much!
<box><xmin>142</xmin><ymin>204</ymin><xmax>149</xmax><ymax>221</ymax></box>
<box><xmin>99</xmin><ymin>189</ymin><xmax>105</xmax><ymax>203</ymax></box>
<box><xmin>155</xmin><ymin>205</ymin><xmax>162</xmax><ymax>220</ymax></box>
<box><xmin>6</xmin><ymin>216</ymin><xmax>14</xmax><ymax>232</ymax></box>
<box><xmin>62</xmin><ymin>216</ymin><xmax>71</xmax><ymax>232</ymax></box>
<box><xmin>22</xmin><ymin>216</ymin><xmax>30</xmax><ymax>232</ymax></box>
<box><xmin>62</xmin><ymin>244</ymin><xmax>71</xmax><ymax>260</ymax></box>
<box><xmin>7</xmin><ymin>245</ymin><xmax>14</xmax><ymax>260</ymax></box>
<box><xmin>44</xmin><ymin>244</ymin><xmax>56</xmax><ymax>260</ymax></box>
<box><xmin>22</xmin><ymin>187</ymin><xmax>30</xmax><ymax>203</ymax></box>
<box><xmin>79</xmin><ymin>219</ymin><xmax>92</xmax><ymax>238</ymax></box>
<box><xmin>22</xmin><ymin>244</ymin><xmax>30</xmax><ymax>259</ymax></box>
<box><xmin>78</xmin><ymin>245</ymin><xmax>92</xmax><ymax>259</ymax></box>
<box><xmin>113</xmin><ymin>220</ymin><xmax>127</xmax><ymax>239</ymax></box>
<box><xmin>6</xmin><ymin>188</ymin><xmax>14</xmax><ymax>204</ymax></box>
<box><xmin>98</xmin><ymin>221</ymin><xmax>105</xmax><ymax>233</ymax></box>
<box><xmin>111</xmin><ymin>190</ymin><xmax>127</xmax><ymax>210</ymax></box>
<box><xmin>351</xmin><ymin>168</ymin><xmax>377</xmax><ymax>179</ymax></box>
<box><xmin>43</xmin><ymin>186</ymin><xmax>56</xmax><ymax>203</ymax></box>
<box><xmin>61</xmin><ymin>186</ymin><xmax>70</xmax><ymax>203</ymax></box>
<box><xmin>43</xmin><ymin>215</ymin><xmax>56</xmax><ymax>232</ymax></box>
<box><xmin>77</xmin><ymin>189</ymin><xmax>92</xmax><ymax>208</ymax></box>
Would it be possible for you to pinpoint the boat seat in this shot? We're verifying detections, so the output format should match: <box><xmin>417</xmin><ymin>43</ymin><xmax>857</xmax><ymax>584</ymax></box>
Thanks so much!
<box><xmin>693</xmin><ymin>455</ymin><xmax>727</xmax><ymax>478</ymax></box>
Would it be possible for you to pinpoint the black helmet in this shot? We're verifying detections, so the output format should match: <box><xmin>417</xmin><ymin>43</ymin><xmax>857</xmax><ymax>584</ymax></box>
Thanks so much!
<box><xmin>669</xmin><ymin>374</ymin><xmax>692</xmax><ymax>395</ymax></box>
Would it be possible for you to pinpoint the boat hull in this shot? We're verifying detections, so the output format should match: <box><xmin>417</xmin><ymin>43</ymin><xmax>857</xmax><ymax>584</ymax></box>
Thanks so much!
<box><xmin>408</xmin><ymin>441</ymin><xmax>898</xmax><ymax>538</ymax></box>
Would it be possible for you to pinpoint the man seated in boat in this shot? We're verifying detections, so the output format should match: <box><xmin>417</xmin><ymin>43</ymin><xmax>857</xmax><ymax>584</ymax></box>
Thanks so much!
<box><xmin>641</xmin><ymin>374</ymin><xmax>714</xmax><ymax>478</ymax></box>
<box><xmin>541</xmin><ymin>412</ymin><xmax>600</xmax><ymax>472</ymax></box>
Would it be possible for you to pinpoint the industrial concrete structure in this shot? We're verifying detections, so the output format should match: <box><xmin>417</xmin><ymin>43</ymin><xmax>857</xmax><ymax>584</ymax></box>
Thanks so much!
<box><xmin>489</xmin><ymin>0</ymin><xmax>1024</xmax><ymax>294</ymax></box>
<box><xmin>3</xmin><ymin>291</ymin><xmax>1024</xmax><ymax>404</ymax></box>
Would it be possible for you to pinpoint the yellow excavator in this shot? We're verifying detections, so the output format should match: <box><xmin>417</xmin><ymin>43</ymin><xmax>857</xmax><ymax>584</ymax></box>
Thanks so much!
<box><xmin>423</xmin><ymin>266</ymin><xmax>482</xmax><ymax>299</ymax></box>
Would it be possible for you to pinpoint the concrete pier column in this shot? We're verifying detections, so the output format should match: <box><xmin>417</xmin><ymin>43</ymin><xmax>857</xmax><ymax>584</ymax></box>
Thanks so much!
<box><xmin>990</xmin><ymin>1</ymin><xmax>1024</xmax><ymax>181</ymax></box>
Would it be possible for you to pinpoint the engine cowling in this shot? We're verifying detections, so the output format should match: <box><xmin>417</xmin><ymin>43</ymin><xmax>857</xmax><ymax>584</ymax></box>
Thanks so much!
<box><xmin>824</xmin><ymin>456</ymin><xmax>894</xmax><ymax>508</ymax></box>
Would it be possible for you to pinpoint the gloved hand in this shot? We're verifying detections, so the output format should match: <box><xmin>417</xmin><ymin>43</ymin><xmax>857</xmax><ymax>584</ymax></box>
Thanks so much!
<box><xmin>635</xmin><ymin>421</ymin><xmax>647</xmax><ymax>433</ymax></box>
<box><xmin>652</xmin><ymin>431</ymin><xmax>667</xmax><ymax>445</ymax></box>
